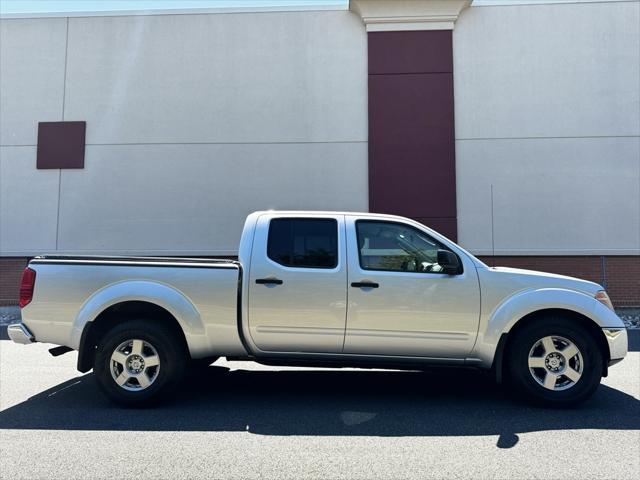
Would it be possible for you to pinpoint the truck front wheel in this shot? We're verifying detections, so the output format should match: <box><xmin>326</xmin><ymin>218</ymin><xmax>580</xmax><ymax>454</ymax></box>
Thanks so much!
<box><xmin>94</xmin><ymin>320</ymin><xmax>187</xmax><ymax>406</ymax></box>
<box><xmin>506</xmin><ymin>318</ymin><xmax>604</xmax><ymax>407</ymax></box>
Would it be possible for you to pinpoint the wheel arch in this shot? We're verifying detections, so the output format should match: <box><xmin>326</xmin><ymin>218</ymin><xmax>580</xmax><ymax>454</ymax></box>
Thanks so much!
<box><xmin>77</xmin><ymin>300</ymin><xmax>193</xmax><ymax>372</ymax></box>
<box><xmin>74</xmin><ymin>280</ymin><xmax>205</xmax><ymax>372</ymax></box>
<box><xmin>492</xmin><ymin>307</ymin><xmax>610</xmax><ymax>384</ymax></box>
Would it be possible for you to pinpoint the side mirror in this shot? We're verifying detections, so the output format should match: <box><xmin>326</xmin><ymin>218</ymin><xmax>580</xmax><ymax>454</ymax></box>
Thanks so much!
<box><xmin>437</xmin><ymin>249</ymin><xmax>461</xmax><ymax>275</ymax></box>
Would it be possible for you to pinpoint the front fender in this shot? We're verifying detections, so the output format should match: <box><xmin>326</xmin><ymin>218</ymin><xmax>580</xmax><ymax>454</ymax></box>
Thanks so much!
<box><xmin>69</xmin><ymin>280</ymin><xmax>204</xmax><ymax>354</ymax></box>
<box><xmin>472</xmin><ymin>288</ymin><xmax>625</xmax><ymax>367</ymax></box>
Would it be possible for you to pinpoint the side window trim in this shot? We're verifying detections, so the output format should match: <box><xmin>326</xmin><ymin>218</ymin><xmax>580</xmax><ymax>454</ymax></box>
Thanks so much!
<box><xmin>354</xmin><ymin>219</ymin><xmax>460</xmax><ymax>275</ymax></box>
<box><xmin>267</xmin><ymin>217</ymin><xmax>339</xmax><ymax>270</ymax></box>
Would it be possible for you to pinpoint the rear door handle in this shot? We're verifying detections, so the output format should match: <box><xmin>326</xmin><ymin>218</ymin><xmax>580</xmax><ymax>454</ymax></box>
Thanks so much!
<box><xmin>351</xmin><ymin>281</ymin><xmax>379</xmax><ymax>288</ymax></box>
<box><xmin>255</xmin><ymin>278</ymin><xmax>283</xmax><ymax>285</ymax></box>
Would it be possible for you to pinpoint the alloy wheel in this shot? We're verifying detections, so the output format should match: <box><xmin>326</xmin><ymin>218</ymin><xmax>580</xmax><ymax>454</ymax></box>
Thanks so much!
<box><xmin>110</xmin><ymin>339</ymin><xmax>161</xmax><ymax>391</ymax></box>
<box><xmin>528</xmin><ymin>335</ymin><xmax>583</xmax><ymax>391</ymax></box>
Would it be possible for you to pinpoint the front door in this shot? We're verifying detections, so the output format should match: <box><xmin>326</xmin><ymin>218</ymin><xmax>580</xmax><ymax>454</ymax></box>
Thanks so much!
<box><xmin>343</xmin><ymin>216</ymin><xmax>480</xmax><ymax>358</ymax></box>
<box><xmin>248</xmin><ymin>214</ymin><xmax>347</xmax><ymax>353</ymax></box>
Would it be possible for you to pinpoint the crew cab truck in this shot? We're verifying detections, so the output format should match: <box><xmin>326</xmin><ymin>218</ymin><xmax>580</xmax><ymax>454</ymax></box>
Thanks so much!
<box><xmin>8</xmin><ymin>211</ymin><xmax>628</xmax><ymax>407</ymax></box>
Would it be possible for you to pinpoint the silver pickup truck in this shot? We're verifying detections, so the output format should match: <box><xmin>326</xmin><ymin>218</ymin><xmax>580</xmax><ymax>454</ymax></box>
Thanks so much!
<box><xmin>8</xmin><ymin>211</ymin><xmax>628</xmax><ymax>407</ymax></box>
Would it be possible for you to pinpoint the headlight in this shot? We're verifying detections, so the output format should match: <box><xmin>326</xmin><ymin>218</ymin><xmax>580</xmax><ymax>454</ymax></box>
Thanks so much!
<box><xmin>595</xmin><ymin>290</ymin><xmax>614</xmax><ymax>311</ymax></box>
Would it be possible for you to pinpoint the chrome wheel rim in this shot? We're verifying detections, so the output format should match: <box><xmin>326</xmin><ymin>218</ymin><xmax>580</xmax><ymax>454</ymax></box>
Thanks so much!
<box><xmin>110</xmin><ymin>339</ymin><xmax>161</xmax><ymax>392</ymax></box>
<box><xmin>528</xmin><ymin>335</ymin><xmax>583</xmax><ymax>391</ymax></box>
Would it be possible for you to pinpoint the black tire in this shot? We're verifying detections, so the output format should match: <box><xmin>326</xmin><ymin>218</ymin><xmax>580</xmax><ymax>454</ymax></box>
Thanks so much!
<box><xmin>94</xmin><ymin>319</ymin><xmax>187</xmax><ymax>407</ymax></box>
<box><xmin>506</xmin><ymin>317</ymin><xmax>604</xmax><ymax>407</ymax></box>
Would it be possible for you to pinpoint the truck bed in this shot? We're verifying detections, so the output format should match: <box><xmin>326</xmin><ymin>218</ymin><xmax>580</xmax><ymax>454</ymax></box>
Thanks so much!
<box><xmin>22</xmin><ymin>255</ymin><xmax>247</xmax><ymax>358</ymax></box>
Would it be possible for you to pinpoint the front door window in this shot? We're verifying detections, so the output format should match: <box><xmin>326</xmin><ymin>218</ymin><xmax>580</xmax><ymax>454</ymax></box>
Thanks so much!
<box><xmin>356</xmin><ymin>221</ymin><xmax>448</xmax><ymax>273</ymax></box>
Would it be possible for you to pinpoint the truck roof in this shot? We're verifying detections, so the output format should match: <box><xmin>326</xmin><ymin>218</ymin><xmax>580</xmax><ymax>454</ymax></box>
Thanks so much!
<box><xmin>249</xmin><ymin>210</ymin><xmax>412</xmax><ymax>220</ymax></box>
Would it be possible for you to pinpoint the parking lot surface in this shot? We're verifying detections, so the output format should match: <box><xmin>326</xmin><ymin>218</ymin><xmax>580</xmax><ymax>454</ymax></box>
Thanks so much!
<box><xmin>1</xmin><ymin>335</ymin><xmax>639</xmax><ymax>480</ymax></box>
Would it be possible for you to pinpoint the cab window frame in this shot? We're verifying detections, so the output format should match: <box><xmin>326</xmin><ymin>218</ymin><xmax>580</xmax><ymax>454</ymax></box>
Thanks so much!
<box><xmin>354</xmin><ymin>219</ymin><xmax>462</xmax><ymax>275</ymax></box>
<box><xmin>267</xmin><ymin>217</ymin><xmax>339</xmax><ymax>270</ymax></box>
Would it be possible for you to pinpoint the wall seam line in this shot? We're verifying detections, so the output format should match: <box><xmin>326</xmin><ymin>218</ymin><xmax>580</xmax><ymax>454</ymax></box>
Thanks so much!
<box><xmin>2</xmin><ymin>141</ymin><xmax>369</xmax><ymax>148</ymax></box>
<box><xmin>55</xmin><ymin>170</ymin><xmax>62</xmax><ymax>250</ymax></box>
<box><xmin>55</xmin><ymin>17</ymin><xmax>69</xmax><ymax>251</ymax></box>
<box><xmin>369</xmin><ymin>71</ymin><xmax>453</xmax><ymax>76</ymax></box>
<box><xmin>61</xmin><ymin>17</ymin><xmax>69</xmax><ymax>121</ymax></box>
<box><xmin>456</xmin><ymin>135</ymin><xmax>640</xmax><ymax>141</ymax></box>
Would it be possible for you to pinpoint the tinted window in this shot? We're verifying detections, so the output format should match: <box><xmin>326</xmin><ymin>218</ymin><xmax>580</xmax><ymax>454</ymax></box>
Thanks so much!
<box><xmin>356</xmin><ymin>221</ymin><xmax>449</xmax><ymax>273</ymax></box>
<box><xmin>268</xmin><ymin>218</ymin><xmax>338</xmax><ymax>269</ymax></box>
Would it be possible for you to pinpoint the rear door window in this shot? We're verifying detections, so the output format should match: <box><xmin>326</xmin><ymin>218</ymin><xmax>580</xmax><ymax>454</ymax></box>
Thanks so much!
<box><xmin>267</xmin><ymin>218</ymin><xmax>338</xmax><ymax>269</ymax></box>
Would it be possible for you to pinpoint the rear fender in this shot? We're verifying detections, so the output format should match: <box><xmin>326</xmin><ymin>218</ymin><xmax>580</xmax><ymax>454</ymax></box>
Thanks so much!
<box><xmin>70</xmin><ymin>280</ymin><xmax>205</xmax><ymax>354</ymax></box>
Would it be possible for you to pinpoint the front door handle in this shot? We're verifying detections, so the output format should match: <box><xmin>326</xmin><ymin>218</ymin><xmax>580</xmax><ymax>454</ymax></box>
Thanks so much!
<box><xmin>255</xmin><ymin>278</ymin><xmax>283</xmax><ymax>285</ymax></box>
<box><xmin>351</xmin><ymin>281</ymin><xmax>379</xmax><ymax>288</ymax></box>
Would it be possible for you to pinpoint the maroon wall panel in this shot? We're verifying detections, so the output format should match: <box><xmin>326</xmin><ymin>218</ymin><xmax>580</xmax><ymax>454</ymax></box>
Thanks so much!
<box><xmin>37</xmin><ymin>121</ymin><xmax>86</xmax><ymax>169</ymax></box>
<box><xmin>368</xmin><ymin>30</ymin><xmax>457</xmax><ymax>240</ymax></box>
<box><xmin>368</xmin><ymin>73</ymin><xmax>455</xmax><ymax>218</ymax></box>
<box><xmin>368</xmin><ymin>30</ymin><xmax>453</xmax><ymax>74</ymax></box>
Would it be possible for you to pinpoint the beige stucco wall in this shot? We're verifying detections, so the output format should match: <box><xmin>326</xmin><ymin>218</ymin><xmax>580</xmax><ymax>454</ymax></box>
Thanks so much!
<box><xmin>0</xmin><ymin>9</ymin><xmax>368</xmax><ymax>255</ymax></box>
<box><xmin>454</xmin><ymin>0</ymin><xmax>640</xmax><ymax>255</ymax></box>
<box><xmin>2</xmin><ymin>1</ymin><xmax>639</xmax><ymax>256</ymax></box>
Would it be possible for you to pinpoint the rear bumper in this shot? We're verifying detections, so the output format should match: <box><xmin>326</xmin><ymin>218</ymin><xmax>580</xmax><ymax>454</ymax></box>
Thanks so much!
<box><xmin>603</xmin><ymin>328</ymin><xmax>628</xmax><ymax>363</ymax></box>
<box><xmin>7</xmin><ymin>323</ymin><xmax>35</xmax><ymax>344</ymax></box>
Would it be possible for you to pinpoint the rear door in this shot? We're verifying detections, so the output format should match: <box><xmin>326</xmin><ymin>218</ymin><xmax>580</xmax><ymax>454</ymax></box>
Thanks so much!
<box><xmin>247</xmin><ymin>213</ymin><xmax>347</xmax><ymax>353</ymax></box>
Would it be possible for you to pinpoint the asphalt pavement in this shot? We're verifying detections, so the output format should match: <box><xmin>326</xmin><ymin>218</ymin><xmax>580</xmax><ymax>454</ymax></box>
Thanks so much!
<box><xmin>1</xmin><ymin>334</ymin><xmax>639</xmax><ymax>480</ymax></box>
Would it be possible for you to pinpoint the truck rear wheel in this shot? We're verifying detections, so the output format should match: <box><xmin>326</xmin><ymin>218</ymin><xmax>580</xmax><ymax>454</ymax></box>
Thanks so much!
<box><xmin>94</xmin><ymin>320</ymin><xmax>187</xmax><ymax>406</ymax></box>
<box><xmin>506</xmin><ymin>317</ymin><xmax>604</xmax><ymax>407</ymax></box>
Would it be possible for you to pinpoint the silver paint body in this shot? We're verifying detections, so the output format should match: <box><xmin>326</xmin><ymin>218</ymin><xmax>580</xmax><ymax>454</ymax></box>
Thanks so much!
<box><xmin>14</xmin><ymin>211</ymin><xmax>628</xmax><ymax>369</ymax></box>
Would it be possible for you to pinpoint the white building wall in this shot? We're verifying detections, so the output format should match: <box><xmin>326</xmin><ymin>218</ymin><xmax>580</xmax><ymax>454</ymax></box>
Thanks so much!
<box><xmin>0</xmin><ymin>9</ymin><xmax>368</xmax><ymax>255</ymax></box>
<box><xmin>3</xmin><ymin>2</ymin><xmax>639</xmax><ymax>257</ymax></box>
<box><xmin>454</xmin><ymin>0</ymin><xmax>640</xmax><ymax>255</ymax></box>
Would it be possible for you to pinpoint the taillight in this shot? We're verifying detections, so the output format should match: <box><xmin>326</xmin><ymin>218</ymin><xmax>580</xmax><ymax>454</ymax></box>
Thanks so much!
<box><xmin>19</xmin><ymin>267</ymin><xmax>36</xmax><ymax>309</ymax></box>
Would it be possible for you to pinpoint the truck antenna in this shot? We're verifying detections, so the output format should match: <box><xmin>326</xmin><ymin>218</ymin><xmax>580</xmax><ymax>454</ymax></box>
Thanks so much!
<box><xmin>491</xmin><ymin>184</ymin><xmax>496</xmax><ymax>263</ymax></box>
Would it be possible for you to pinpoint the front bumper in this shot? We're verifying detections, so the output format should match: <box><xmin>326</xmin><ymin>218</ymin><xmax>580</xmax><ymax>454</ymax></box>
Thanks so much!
<box><xmin>603</xmin><ymin>328</ymin><xmax>628</xmax><ymax>364</ymax></box>
<box><xmin>7</xmin><ymin>323</ymin><xmax>35</xmax><ymax>344</ymax></box>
